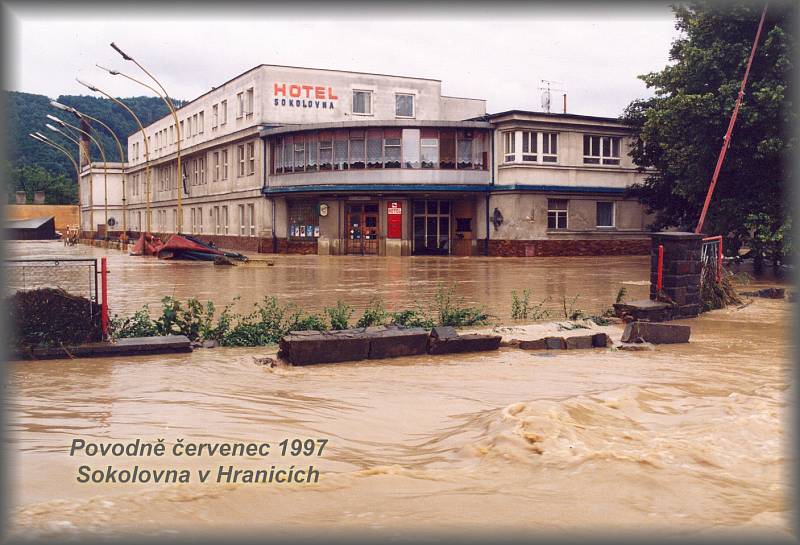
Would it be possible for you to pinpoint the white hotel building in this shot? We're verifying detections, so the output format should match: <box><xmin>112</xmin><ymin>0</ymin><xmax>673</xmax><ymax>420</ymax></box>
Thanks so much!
<box><xmin>79</xmin><ymin>64</ymin><xmax>652</xmax><ymax>257</ymax></box>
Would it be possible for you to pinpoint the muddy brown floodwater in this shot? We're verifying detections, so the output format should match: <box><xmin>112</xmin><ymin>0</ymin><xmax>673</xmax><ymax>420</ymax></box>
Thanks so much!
<box><xmin>4</xmin><ymin>241</ymin><xmax>795</xmax><ymax>539</ymax></box>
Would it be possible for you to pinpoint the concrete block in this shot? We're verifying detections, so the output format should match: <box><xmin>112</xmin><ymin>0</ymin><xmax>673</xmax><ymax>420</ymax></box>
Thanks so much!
<box><xmin>279</xmin><ymin>330</ymin><xmax>371</xmax><ymax>364</ymax></box>
<box><xmin>544</xmin><ymin>336</ymin><xmax>566</xmax><ymax>349</ymax></box>
<box><xmin>518</xmin><ymin>338</ymin><xmax>547</xmax><ymax>350</ymax></box>
<box><xmin>591</xmin><ymin>333</ymin><xmax>610</xmax><ymax>347</ymax></box>
<box><xmin>621</xmin><ymin>322</ymin><xmax>690</xmax><ymax>344</ymax></box>
<box><xmin>368</xmin><ymin>327</ymin><xmax>429</xmax><ymax>359</ymax></box>
<box><xmin>565</xmin><ymin>335</ymin><xmax>594</xmax><ymax>350</ymax></box>
<box><xmin>430</xmin><ymin>326</ymin><xmax>458</xmax><ymax>339</ymax></box>
<box><xmin>428</xmin><ymin>333</ymin><xmax>502</xmax><ymax>355</ymax></box>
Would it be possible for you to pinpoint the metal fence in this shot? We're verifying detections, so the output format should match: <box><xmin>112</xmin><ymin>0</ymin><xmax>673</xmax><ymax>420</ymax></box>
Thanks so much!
<box><xmin>701</xmin><ymin>236</ymin><xmax>723</xmax><ymax>285</ymax></box>
<box><xmin>6</xmin><ymin>258</ymin><xmax>100</xmax><ymax>327</ymax></box>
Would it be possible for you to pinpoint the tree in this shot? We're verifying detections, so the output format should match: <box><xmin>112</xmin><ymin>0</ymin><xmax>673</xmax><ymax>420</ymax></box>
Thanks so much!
<box><xmin>622</xmin><ymin>1</ymin><xmax>794</xmax><ymax>265</ymax></box>
<box><xmin>5</xmin><ymin>162</ymin><xmax>78</xmax><ymax>204</ymax></box>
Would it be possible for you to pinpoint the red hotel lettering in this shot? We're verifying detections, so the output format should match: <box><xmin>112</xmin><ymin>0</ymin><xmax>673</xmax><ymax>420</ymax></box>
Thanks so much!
<box><xmin>274</xmin><ymin>83</ymin><xmax>338</xmax><ymax>100</ymax></box>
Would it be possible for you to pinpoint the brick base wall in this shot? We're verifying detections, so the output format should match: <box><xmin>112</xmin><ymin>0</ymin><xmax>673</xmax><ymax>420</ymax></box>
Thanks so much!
<box><xmin>488</xmin><ymin>238</ymin><xmax>651</xmax><ymax>257</ymax></box>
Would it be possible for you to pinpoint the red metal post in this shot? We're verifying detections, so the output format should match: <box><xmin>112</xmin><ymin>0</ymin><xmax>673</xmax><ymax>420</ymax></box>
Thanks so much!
<box><xmin>101</xmin><ymin>257</ymin><xmax>109</xmax><ymax>338</ymax></box>
<box><xmin>695</xmin><ymin>5</ymin><xmax>768</xmax><ymax>234</ymax></box>
<box><xmin>657</xmin><ymin>244</ymin><xmax>664</xmax><ymax>291</ymax></box>
<box><xmin>717</xmin><ymin>237</ymin><xmax>723</xmax><ymax>282</ymax></box>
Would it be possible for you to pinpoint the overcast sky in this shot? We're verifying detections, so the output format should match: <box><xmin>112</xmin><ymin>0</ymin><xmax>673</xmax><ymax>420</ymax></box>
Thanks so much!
<box><xmin>5</xmin><ymin>3</ymin><xmax>680</xmax><ymax>118</ymax></box>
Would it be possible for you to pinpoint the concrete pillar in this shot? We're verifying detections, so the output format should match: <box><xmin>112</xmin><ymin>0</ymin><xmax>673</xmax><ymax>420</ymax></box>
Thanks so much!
<box><xmin>15</xmin><ymin>191</ymin><xmax>26</xmax><ymax>204</ymax></box>
<box><xmin>33</xmin><ymin>191</ymin><xmax>45</xmax><ymax>204</ymax></box>
<box><xmin>649</xmin><ymin>232</ymin><xmax>703</xmax><ymax>318</ymax></box>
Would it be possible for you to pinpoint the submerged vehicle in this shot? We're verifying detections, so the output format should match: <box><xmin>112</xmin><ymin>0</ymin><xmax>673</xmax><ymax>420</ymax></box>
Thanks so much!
<box><xmin>156</xmin><ymin>234</ymin><xmax>248</xmax><ymax>262</ymax></box>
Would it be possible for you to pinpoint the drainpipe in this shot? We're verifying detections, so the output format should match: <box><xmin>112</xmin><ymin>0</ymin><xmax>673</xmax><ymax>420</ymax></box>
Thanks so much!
<box><xmin>486</xmin><ymin>127</ymin><xmax>495</xmax><ymax>257</ymax></box>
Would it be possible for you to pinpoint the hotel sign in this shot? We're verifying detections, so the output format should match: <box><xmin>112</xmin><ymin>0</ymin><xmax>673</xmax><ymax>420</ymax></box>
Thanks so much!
<box><xmin>273</xmin><ymin>83</ymin><xmax>338</xmax><ymax>109</ymax></box>
<box><xmin>387</xmin><ymin>201</ymin><xmax>402</xmax><ymax>239</ymax></box>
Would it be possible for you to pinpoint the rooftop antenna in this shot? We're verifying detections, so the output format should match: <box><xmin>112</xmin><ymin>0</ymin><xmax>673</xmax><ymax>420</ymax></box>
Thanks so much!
<box><xmin>539</xmin><ymin>80</ymin><xmax>566</xmax><ymax>114</ymax></box>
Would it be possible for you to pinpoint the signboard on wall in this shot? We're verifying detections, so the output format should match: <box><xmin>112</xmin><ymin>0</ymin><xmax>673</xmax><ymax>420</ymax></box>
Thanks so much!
<box><xmin>273</xmin><ymin>83</ymin><xmax>338</xmax><ymax>110</ymax></box>
<box><xmin>387</xmin><ymin>201</ymin><xmax>402</xmax><ymax>239</ymax></box>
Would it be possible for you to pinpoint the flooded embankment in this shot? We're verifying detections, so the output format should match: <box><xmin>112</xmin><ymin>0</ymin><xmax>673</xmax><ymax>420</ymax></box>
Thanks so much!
<box><xmin>4</xmin><ymin>241</ymin><xmax>794</xmax><ymax>539</ymax></box>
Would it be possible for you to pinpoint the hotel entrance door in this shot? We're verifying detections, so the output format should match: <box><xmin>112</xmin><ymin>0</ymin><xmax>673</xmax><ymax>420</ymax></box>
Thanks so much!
<box><xmin>346</xmin><ymin>202</ymin><xmax>379</xmax><ymax>255</ymax></box>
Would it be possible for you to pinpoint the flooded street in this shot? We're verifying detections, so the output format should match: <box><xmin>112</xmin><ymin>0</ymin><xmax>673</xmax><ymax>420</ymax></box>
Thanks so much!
<box><xmin>4</xmin><ymin>241</ymin><xmax>794</xmax><ymax>539</ymax></box>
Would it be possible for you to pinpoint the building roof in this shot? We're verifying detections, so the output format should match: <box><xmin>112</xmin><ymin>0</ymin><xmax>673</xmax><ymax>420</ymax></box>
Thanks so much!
<box><xmin>138</xmin><ymin>63</ymin><xmax>446</xmax><ymax>133</ymax></box>
<box><xmin>474</xmin><ymin>110</ymin><xmax>623</xmax><ymax>124</ymax></box>
<box><xmin>6</xmin><ymin>216</ymin><xmax>55</xmax><ymax>229</ymax></box>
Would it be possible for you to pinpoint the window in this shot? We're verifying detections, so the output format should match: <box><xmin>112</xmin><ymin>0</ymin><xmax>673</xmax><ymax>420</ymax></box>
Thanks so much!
<box><xmin>319</xmin><ymin>137</ymin><xmax>333</xmax><ymax>170</ymax></box>
<box><xmin>287</xmin><ymin>201</ymin><xmax>319</xmax><ymax>240</ymax></box>
<box><xmin>192</xmin><ymin>159</ymin><xmax>199</xmax><ymax>186</ymax></box>
<box><xmin>396</xmin><ymin>93</ymin><xmax>414</xmax><ymax>117</ymax></box>
<box><xmin>238</xmin><ymin>204</ymin><xmax>246</xmax><ymax>236</ymax></box>
<box><xmin>293</xmin><ymin>139</ymin><xmax>305</xmax><ymax>172</ymax></box>
<box><xmin>349</xmin><ymin>130</ymin><xmax>365</xmax><ymax>169</ymax></box>
<box><xmin>237</xmin><ymin>92</ymin><xmax>244</xmax><ymax>118</ymax></box>
<box><xmin>402</xmin><ymin>128</ymin><xmax>420</xmax><ymax>168</ymax></box>
<box><xmin>222</xmin><ymin>149</ymin><xmax>229</xmax><ymax>180</ymax></box>
<box><xmin>247</xmin><ymin>203</ymin><xmax>255</xmax><ymax>236</ymax></box>
<box><xmin>179</xmin><ymin>121</ymin><xmax>184</xmax><ymax>141</ymax></box>
<box><xmin>220</xmin><ymin>100</ymin><xmax>228</xmax><ymax>125</ymax></box>
<box><xmin>305</xmin><ymin>135</ymin><xmax>317</xmax><ymax>171</ymax></box>
<box><xmin>247</xmin><ymin>142</ymin><xmax>256</xmax><ymax>175</ymax></box>
<box><xmin>169</xmin><ymin>125</ymin><xmax>174</xmax><ymax>145</ymax></box>
<box><xmin>522</xmin><ymin>131</ymin><xmax>537</xmax><ymax>162</ymax></box>
<box><xmin>503</xmin><ymin>131</ymin><xmax>515</xmax><ymax>162</ymax></box>
<box><xmin>172</xmin><ymin>209</ymin><xmax>177</xmax><ymax>232</ymax></box>
<box><xmin>547</xmin><ymin>199</ymin><xmax>568</xmax><ymax>230</ymax></box>
<box><xmin>197</xmin><ymin>206</ymin><xmax>203</xmax><ymax>233</ymax></box>
<box><xmin>333</xmin><ymin>132</ymin><xmax>348</xmax><ymax>170</ymax></box>
<box><xmin>596</xmin><ymin>201</ymin><xmax>615</xmax><ymax>228</ymax></box>
<box><xmin>237</xmin><ymin>145</ymin><xmax>246</xmax><ymax>177</ymax></box>
<box><xmin>245</xmin><ymin>88</ymin><xmax>254</xmax><ymax>116</ymax></box>
<box><xmin>542</xmin><ymin>132</ymin><xmax>558</xmax><ymax>162</ymax></box>
<box><xmin>222</xmin><ymin>206</ymin><xmax>229</xmax><ymax>235</ymax></box>
<box><xmin>420</xmin><ymin>129</ymin><xmax>439</xmax><ymax>169</ymax></box>
<box><xmin>352</xmin><ymin>90</ymin><xmax>372</xmax><ymax>115</ymax></box>
<box><xmin>457</xmin><ymin>130</ymin><xmax>473</xmax><ymax>169</ymax></box>
<box><xmin>198</xmin><ymin>111</ymin><xmax>204</xmax><ymax>134</ymax></box>
<box><xmin>199</xmin><ymin>156</ymin><xmax>205</xmax><ymax>184</ymax></box>
<box><xmin>384</xmin><ymin>130</ymin><xmax>401</xmax><ymax>168</ymax></box>
<box><xmin>213</xmin><ymin>151</ymin><xmax>220</xmax><ymax>181</ymax></box>
<box><xmin>212</xmin><ymin>104</ymin><xmax>218</xmax><ymax>129</ymax></box>
<box><xmin>191</xmin><ymin>208</ymin><xmax>196</xmax><ymax>234</ymax></box>
<box><xmin>192</xmin><ymin>114</ymin><xmax>198</xmax><ymax>136</ymax></box>
<box><xmin>367</xmin><ymin>129</ymin><xmax>383</xmax><ymax>169</ymax></box>
<box><xmin>584</xmin><ymin>135</ymin><xmax>621</xmax><ymax>165</ymax></box>
<box><xmin>213</xmin><ymin>206</ymin><xmax>220</xmax><ymax>234</ymax></box>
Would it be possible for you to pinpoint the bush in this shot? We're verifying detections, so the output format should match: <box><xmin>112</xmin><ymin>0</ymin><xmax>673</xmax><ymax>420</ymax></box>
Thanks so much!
<box><xmin>109</xmin><ymin>306</ymin><xmax>158</xmax><ymax>340</ymax></box>
<box><xmin>561</xmin><ymin>294</ymin><xmax>587</xmax><ymax>321</ymax></box>
<box><xmin>433</xmin><ymin>284</ymin><xmax>489</xmax><ymax>327</ymax></box>
<box><xmin>324</xmin><ymin>300</ymin><xmax>353</xmax><ymax>330</ymax></box>
<box><xmin>390</xmin><ymin>308</ymin><xmax>435</xmax><ymax>329</ymax></box>
<box><xmin>511</xmin><ymin>288</ymin><xmax>550</xmax><ymax>321</ymax></box>
<box><xmin>356</xmin><ymin>297</ymin><xmax>390</xmax><ymax>328</ymax></box>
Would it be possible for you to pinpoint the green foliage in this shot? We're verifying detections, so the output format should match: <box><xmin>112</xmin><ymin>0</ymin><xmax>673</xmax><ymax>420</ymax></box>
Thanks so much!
<box><xmin>5</xmin><ymin>90</ymin><xmax>181</xmax><ymax>203</ymax></box>
<box><xmin>356</xmin><ymin>297</ymin><xmax>390</xmax><ymax>328</ymax></box>
<box><xmin>390</xmin><ymin>308</ymin><xmax>435</xmax><ymax>330</ymax></box>
<box><xmin>511</xmin><ymin>288</ymin><xmax>550</xmax><ymax>321</ymax></box>
<box><xmin>561</xmin><ymin>294</ymin><xmax>587</xmax><ymax>321</ymax></box>
<box><xmin>433</xmin><ymin>284</ymin><xmax>489</xmax><ymax>327</ymax></box>
<box><xmin>109</xmin><ymin>306</ymin><xmax>158</xmax><ymax>340</ymax></box>
<box><xmin>5</xmin><ymin>163</ymin><xmax>78</xmax><ymax>205</ymax></box>
<box><xmin>615</xmin><ymin>286</ymin><xmax>628</xmax><ymax>304</ymax></box>
<box><xmin>324</xmin><ymin>300</ymin><xmax>354</xmax><ymax>330</ymax></box>
<box><xmin>621</xmin><ymin>2</ymin><xmax>793</xmax><ymax>260</ymax></box>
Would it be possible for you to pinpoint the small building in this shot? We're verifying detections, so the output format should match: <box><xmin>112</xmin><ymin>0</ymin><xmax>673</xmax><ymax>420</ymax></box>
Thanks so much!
<box><xmin>5</xmin><ymin>203</ymin><xmax>80</xmax><ymax>232</ymax></box>
<box><xmin>5</xmin><ymin>216</ymin><xmax>58</xmax><ymax>240</ymax></box>
<box><xmin>79</xmin><ymin>64</ymin><xmax>653</xmax><ymax>257</ymax></box>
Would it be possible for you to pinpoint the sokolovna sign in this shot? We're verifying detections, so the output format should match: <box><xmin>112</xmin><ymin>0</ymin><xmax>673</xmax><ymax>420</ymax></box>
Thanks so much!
<box><xmin>273</xmin><ymin>83</ymin><xmax>338</xmax><ymax>109</ymax></box>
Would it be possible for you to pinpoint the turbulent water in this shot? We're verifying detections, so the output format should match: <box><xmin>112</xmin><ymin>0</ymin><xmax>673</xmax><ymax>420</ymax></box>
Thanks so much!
<box><xmin>4</xmin><ymin>241</ymin><xmax>794</xmax><ymax>539</ymax></box>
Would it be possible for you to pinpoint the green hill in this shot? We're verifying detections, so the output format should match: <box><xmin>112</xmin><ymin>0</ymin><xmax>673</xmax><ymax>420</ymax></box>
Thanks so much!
<box><xmin>5</xmin><ymin>90</ymin><xmax>183</xmax><ymax>204</ymax></box>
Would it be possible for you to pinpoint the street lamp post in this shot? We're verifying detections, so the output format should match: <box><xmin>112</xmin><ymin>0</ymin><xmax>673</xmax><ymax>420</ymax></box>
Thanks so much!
<box><xmin>51</xmin><ymin>100</ymin><xmax>128</xmax><ymax>241</ymax></box>
<box><xmin>109</xmin><ymin>43</ymin><xmax>184</xmax><ymax>234</ymax></box>
<box><xmin>29</xmin><ymin>133</ymin><xmax>83</xmax><ymax>215</ymax></box>
<box><xmin>77</xmin><ymin>78</ymin><xmax>153</xmax><ymax>233</ymax></box>
<box><xmin>42</xmin><ymin>124</ymin><xmax>94</xmax><ymax>231</ymax></box>
<box><xmin>47</xmin><ymin>114</ymin><xmax>110</xmax><ymax>240</ymax></box>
